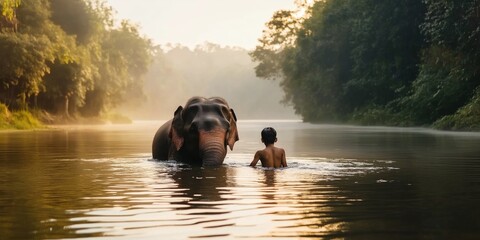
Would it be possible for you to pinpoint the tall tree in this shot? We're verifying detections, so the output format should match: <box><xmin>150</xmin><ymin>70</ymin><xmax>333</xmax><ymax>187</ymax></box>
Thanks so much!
<box><xmin>1</xmin><ymin>0</ymin><xmax>154</xmax><ymax>120</ymax></box>
<box><xmin>347</xmin><ymin>0</ymin><xmax>425</xmax><ymax>111</ymax></box>
<box><xmin>37</xmin><ymin>0</ymin><xmax>97</xmax><ymax>116</ymax></box>
<box><xmin>81</xmin><ymin>20</ymin><xmax>154</xmax><ymax>116</ymax></box>
<box><xmin>0</xmin><ymin>0</ymin><xmax>63</xmax><ymax>110</ymax></box>
<box><xmin>252</xmin><ymin>0</ymin><xmax>426</xmax><ymax>124</ymax></box>
<box><xmin>0</xmin><ymin>33</ymin><xmax>55</xmax><ymax>109</ymax></box>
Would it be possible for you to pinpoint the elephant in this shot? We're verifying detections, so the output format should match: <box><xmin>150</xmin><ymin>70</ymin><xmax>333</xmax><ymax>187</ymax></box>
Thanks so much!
<box><xmin>152</xmin><ymin>97</ymin><xmax>239</xmax><ymax>166</ymax></box>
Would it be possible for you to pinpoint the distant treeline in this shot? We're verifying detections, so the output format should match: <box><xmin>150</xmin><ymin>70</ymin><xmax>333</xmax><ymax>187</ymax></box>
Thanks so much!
<box><xmin>0</xmin><ymin>0</ymin><xmax>154</xmax><ymax>118</ymax></box>
<box><xmin>252</xmin><ymin>0</ymin><xmax>480</xmax><ymax>130</ymax></box>
<box><xmin>122</xmin><ymin>43</ymin><xmax>297</xmax><ymax>120</ymax></box>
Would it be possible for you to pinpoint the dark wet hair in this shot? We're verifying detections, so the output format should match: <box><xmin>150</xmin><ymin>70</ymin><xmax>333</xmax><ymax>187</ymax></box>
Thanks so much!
<box><xmin>261</xmin><ymin>127</ymin><xmax>277</xmax><ymax>144</ymax></box>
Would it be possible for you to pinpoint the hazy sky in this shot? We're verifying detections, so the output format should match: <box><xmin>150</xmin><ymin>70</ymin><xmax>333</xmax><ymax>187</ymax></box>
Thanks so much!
<box><xmin>106</xmin><ymin>0</ymin><xmax>295</xmax><ymax>50</ymax></box>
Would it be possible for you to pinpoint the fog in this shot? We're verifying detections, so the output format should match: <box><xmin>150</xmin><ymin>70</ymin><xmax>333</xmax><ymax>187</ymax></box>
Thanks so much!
<box><xmin>120</xmin><ymin>43</ymin><xmax>298</xmax><ymax>120</ymax></box>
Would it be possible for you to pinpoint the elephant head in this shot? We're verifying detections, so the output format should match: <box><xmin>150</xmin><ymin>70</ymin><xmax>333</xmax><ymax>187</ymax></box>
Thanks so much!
<box><xmin>168</xmin><ymin>97</ymin><xmax>239</xmax><ymax>166</ymax></box>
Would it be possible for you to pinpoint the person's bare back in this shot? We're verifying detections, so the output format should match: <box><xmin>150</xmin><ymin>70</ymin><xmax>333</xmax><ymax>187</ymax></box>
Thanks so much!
<box><xmin>250</xmin><ymin>127</ymin><xmax>287</xmax><ymax>168</ymax></box>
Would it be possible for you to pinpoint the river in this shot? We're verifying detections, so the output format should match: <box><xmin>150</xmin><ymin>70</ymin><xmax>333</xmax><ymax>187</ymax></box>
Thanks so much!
<box><xmin>1</xmin><ymin>120</ymin><xmax>480</xmax><ymax>239</ymax></box>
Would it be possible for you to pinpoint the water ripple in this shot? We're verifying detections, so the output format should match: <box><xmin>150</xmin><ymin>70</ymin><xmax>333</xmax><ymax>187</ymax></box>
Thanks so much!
<box><xmin>56</xmin><ymin>155</ymin><xmax>398</xmax><ymax>239</ymax></box>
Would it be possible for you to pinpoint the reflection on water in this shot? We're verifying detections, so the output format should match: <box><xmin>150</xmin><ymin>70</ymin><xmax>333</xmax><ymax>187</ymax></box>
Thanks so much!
<box><xmin>1</xmin><ymin>121</ymin><xmax>480</xmax><ymax>239</ymax></box>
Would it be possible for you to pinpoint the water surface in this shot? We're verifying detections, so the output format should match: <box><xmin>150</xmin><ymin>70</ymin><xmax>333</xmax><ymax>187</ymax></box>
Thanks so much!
<box><xmin>1</xmin><ymin>121</ymin><xmax>480</xmax><ymax>239</ymax></box>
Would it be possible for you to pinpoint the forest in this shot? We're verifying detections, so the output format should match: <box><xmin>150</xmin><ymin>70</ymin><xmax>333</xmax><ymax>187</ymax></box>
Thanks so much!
<box><xmin>252</xmin><ymin>0</ymin><xmax>480</xmax><ymax>130</ymax></box>
<box><xmin>0</xmin><ymin>0</ymin><xmax>154</xmax><ymax>126</ymax></box>
<box><xmin>2</xmin><ymin>0</ymin><xmax>480</xmax><ymax>130</ymax></box>
<box><xmin>1</xmin><ymin>0</ymin><xmax>294</xmax><ymax>128</ymax></box>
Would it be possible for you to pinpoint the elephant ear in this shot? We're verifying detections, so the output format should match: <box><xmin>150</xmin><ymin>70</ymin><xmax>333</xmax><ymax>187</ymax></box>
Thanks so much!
<box><xmin>226</xmin><ymin>108</ymin><xmax>239</xmax><ymax>150</ymax></box>
<box><xmin>169</xmin><ymin>106</ymin><xmax>184</xmax><ymax>151</ymax></box>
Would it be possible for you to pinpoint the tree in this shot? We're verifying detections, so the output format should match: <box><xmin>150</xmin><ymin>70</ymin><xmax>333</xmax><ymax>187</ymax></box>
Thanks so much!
<box><xmin>49</xmin><ymin>0</ymin><xmax>100</xmax><ymax>44</ymax></box>
<box><xmin>81</xmin><ymin>20</ymin><xmax>154</xmax><ymax>116</ymax></box>
<box><xmin>0</xmin><ymin>0</ymin><xmax>60</xmax><ymax>110</ymax></box>
<box><xmin>250</xmin><ymin>1</ymin><xmax>317</xmax><ymax>119</ymax></box>
<box><xmin>0</xmin><ymin>33</ymin><xmax>55</xmax><ymax>109</ymax></box>
<box><xmin>35</xmin><ymin>0</ymin><xmax>98</xmax><ymax>116</ymax></box>
<box><xmin>402</xmin><ymin>0</ymin><xmax>480</xmax><ymax>125</ymax></box>
<box><xmin>252</xmin><ymin>0</ymin><xmax>426</xmax><ymax>123</ymax></box>
<box><xmin>11</xmin><ymin>0</ymin><xmax>86</xmax><ymax>115</ymax></box>
<box><xmin>1</xmin><ymin>0</ymin><xmax>154</xmax><ymax>120</ymax></box>
<box><xmin>347</xmin><ymin>0</ymin><xmax>425</xmax><ymax>111</ymax></box>
<box><xmin>250</xmin><ymin>10</ymin><xmax>300</xmax><ymax>80</ymax></box>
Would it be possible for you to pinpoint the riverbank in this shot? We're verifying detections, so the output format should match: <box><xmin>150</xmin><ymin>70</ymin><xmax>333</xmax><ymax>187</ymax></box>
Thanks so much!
<box><xmin>2</xmin><ymin>101</ymin><xmax>479</xmax><ymax>132</ymax></box>
<box><xmin>0</xmin><ymin>104</ymin><xmax>43</xmax><ymax>130</ymax></box>
<box><xmin>1</xmin><ymin>103</ymin><xmax>131</xmax><ymax>130</ymax></box>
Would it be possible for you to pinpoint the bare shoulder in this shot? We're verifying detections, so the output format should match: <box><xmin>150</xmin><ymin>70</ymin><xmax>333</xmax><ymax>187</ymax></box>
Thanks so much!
<box><xmin>275</xmin><ymin>147</ymin><xmax>286</xmax><ymax>153</ymax></box>
<box><xmin>255</xmin><ymin>149</ymin><xmax>265</xmax><ymax>157</ymax></box>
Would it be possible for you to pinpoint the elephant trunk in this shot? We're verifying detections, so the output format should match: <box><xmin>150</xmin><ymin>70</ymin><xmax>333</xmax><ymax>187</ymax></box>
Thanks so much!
<box><xmin>198</xmin><ymin>129</ymin><xmax>227</xmax><ymax>166</ymax></box>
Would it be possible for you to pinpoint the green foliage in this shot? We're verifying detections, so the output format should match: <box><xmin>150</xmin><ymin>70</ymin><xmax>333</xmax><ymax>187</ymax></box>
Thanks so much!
<box><xmin>252</xmin><ymin>0</ymin><xmax>480</xmax><ymax>130</ymax></box>
<box><xmin>250</xmin><ymin>10</ymin><xmax>300</xmax><ymax>80</ymax></box>
<box><xmin>397</xmin><ymin>0</ymin><xmax>480</xmax><ymax>127</ymax></box>
<box><xmin>347</xmin><ymin>0</ymin><xmax>425</xmax><ymax>108</ymax></box>
<box><xmin>400</xmin><ymin>46</ymin><xmax>474</xmax><ymax>124</ymax></box>
<box><xmin>50</xmin><ymin>0</ymin><xmax>95</xmax><ymax>44</ymax></box>
<box><xmin>421</xmin><ymin>0</ymin><xmax>480</xmax><ymax>52</ymax></box>
<box><xmin>286</xmin><ymin>0</ymin><xmax>355</xmax><ymax>121</ymax></box>
<box><xmin>0</xmin><ymin>102</ymin><xmax>10</xmax><ymax>128</ymax></box>
<box><xmin>0</xmin><ymin>102</ymin><xmax>43</xmax><ymax>129</ymax></box>
<box><xmin>0</xmin><ymin>0</ymin><xmax>154</xmax><ymax>122</ymax></box>
<box><xmin>252</xmin><ymin>0</ymin><xmax>424</xmax><ymax>122</ymax></box>
<box><xmin>80</xmin><ymin>20</ymin><xmax>154</xmax><ymax>117</ymax></box>
<box><xmin>10</xmin><ymin>110</ymin><xmax>43</xmax><ymax>129</ymax></box>
<box><xmin>351</xmin><ymin>105</ymin><xmax>413</xmax><ymax>127</ymax></box>
<box><xmin>434</xmin><ymin>90</ymin><xmax>480</xmax><ymax>131</ymax></box>
<box><xmin>0</xmin><ymin>33</ymin><xmax>55</xmax><ymax>108</ymax></box>
<box><xmin>0</xmin><ymin>0</ymin><xmax>21</xmax><ymax>20</ymax></box>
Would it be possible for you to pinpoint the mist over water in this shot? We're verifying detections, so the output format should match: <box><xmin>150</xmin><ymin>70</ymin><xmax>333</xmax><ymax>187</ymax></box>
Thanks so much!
<box><xmin>119</xmin><ymin>44</ymin><xmax>298</xmax><ymax>120</ymax></box>
<box><xmin>1</xmin><ymin>121</ymin><xmax>480</xmax><ymax>239</ymax></box>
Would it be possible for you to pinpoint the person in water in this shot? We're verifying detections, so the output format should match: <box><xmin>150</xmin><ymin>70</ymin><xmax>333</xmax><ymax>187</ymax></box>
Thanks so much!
<box><xmin>250</xmin><ymin>127</ymin><xmax>287</xmax><ymax>168</ymax></box>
